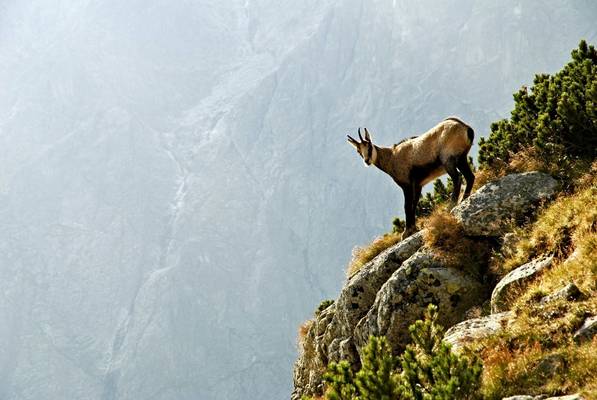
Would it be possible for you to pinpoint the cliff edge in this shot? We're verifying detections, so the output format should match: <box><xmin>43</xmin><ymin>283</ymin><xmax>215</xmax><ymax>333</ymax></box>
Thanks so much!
<box><xmin>293</xmin><ymin>170</ymin><xmax>597</xmax><ymax>399</ymax></box>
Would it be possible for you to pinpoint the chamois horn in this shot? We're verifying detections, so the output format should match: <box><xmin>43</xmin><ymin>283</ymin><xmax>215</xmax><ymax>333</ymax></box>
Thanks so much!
<box><xmin>364</xmin><ymin>128</ymin><xmax>372</xmax><ymax>142</ymax></box>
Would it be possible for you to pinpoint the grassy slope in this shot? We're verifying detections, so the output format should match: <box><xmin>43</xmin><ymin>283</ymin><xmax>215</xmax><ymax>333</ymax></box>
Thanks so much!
<box><xmin>299</xmin><ymin>164</ymin><xmax>596</xmax><ymax>399</ymax></box>
<box><xmin>473</xmin><ymin>167</ymin><xmax>597</xmax><ymax>399</ymax></box>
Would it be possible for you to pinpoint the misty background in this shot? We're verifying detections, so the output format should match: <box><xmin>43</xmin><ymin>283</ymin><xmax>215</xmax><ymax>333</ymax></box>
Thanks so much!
<box><xmin>0</xmin><ymin>1</ymin><xmax>595</xmax><ymax>399</ymax></box>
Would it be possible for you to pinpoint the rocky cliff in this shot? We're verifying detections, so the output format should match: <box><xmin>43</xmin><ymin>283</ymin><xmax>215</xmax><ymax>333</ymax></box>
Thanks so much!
<box><xmin>292</xmin><ymin>171</ymin><xmax>597</xmax><ymax>399</ymax></box>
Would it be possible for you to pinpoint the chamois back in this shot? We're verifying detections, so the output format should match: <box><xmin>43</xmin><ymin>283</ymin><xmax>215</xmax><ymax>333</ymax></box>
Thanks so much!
<box><xmin>387</xmin><ymin>118</ymin><xmax>473</xmax><ymax>185</ymax></box>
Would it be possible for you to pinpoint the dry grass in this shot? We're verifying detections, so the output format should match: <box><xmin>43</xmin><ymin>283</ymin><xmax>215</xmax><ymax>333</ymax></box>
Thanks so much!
<box><xmin>472</xmin><ymin>172</ymin><xmax>597</xmax><ymax>399</ymax></box>
<box><xmin>480</xmin><ymin>336</ymin><xmax>597</xmax><ymax>399</ymax></box>
<box><xmin>495</xmin><ymin>171</ymin><xmax>597</xmax><ymax>275</ymax></box>
<box><xmin>474</xmin><ymin>148</ymin><xmax>593</xmax><ymax>192</ymax></box>
<box><xmin>474</xmin><ymin>147</ymin><xmax>549</xmax><ymax>190</ymax></box>
<box><xmin>422</xmin><ymin>207</ymin><xmax>491</xmax><ymax>276</ymax></box>
<box><xmin>298</xmin><ymin>319</ymin><xmax>314</xmax><ymax>349</ymax></box>
<box><xmin>346</xmin><ymin>232</ymin><xmax>402</xmax><ymax>277</ymax></box>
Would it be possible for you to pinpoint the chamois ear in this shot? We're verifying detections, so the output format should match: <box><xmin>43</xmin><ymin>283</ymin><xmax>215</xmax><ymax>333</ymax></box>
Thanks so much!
<box><xmin>347</xmin><ymin>135</ymin><xmax>359</xmax><ymax>148</ymax></box>
<box><xmin>364</xmin><ymin>128</ymin><xmax>372</xmax><ymax>143</ymax></box>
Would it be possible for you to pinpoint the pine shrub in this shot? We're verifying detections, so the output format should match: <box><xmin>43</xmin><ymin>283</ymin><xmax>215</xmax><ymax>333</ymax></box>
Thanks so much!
<box><xmin>320</xmin><ymin>305</ymin><xmax>482</xmax><ymax>400</ymax></box>
<box><xmin>478</xmin><ymin>40</ymin><xmax>597</xmax><ymax>185</ymax></box>
<box><xmin>400</xmin><ymin>305</ymin><xmax>482</xmax><ymax>400</ymax></box>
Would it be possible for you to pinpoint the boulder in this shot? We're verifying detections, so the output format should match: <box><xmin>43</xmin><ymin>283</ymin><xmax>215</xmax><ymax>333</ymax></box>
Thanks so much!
<box><xmin>452</xmin><ymin>172</ymin><xmax>558</xmax><ymax>236</ymax></box>
<box><xmin>354</xmin><ymin>250</ymin><xmax>487</xmax><ymax>353</ymax></box>
<box><xmin>491</xmin><ymin>256</ymin><xmax>553</xmax><ymax>313</ymax></box>
<box><xmin>539</xmin><ymin>283</ymin><xmax>581</xmax><ymax>304</ymax></box>
<box><xmin>573</xmin><ymin>315</ymin><xmax>597</xmax><ymax>344</ymax></box>
<box><xmin>292</xmin><ymin>233</ymin><xmax>424</xmax><ymax>399</ymax></box>
<box><xmin>443</xmin><ymin>311</ymin><xmax>513</xmax><ymax>353</ymax></box>
<box><xmin>323</xmin><ymin>231</ymin><xmax>424</xmax><ymax>362</ymax></box>
<box><xmin>334</xmin><ymin>231</ymin><xmax>424</xmax><ymax>335</ymax></box>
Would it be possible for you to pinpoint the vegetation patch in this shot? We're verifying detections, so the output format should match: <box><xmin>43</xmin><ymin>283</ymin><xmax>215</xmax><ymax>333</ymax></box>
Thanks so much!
<box><xmin>311</xmin><ymin>305</ymin><xmax>482</xmax><ymax>400</ymax></box>
<box><xmin>472</xmin><ymin>169</ymin><xmax>597</xmax><ymax>399</ymax></box>
<box><xmin>494</xmin><ymin>165</ymin><xmax>597</xmax><ymax>275</ymax></box>
<box><xmin>316</xmin><ymin>299</ymin><xmax>335</xmax><ymax>316</ymax></box>
<box><xmin>346</xmin><ymin>232</ymin><xmax>402</xmax><ymax>277</ymax></box>
<box><xmin>422</xmin><ymin>207</ymin><xmax>492</xmax><ymax>276</ymax></box>
<box><xmin>478</xmin><ymin>40</ymin><xmax>597</xmax><ymax>189</ymax></box>
<box><xmin>298</xmin><ymin>319</ymin><xmax>314</xmax><ymax>347</ymax></box>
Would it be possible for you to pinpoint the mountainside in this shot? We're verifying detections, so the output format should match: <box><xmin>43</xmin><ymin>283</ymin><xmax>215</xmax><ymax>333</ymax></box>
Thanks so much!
<box><xmin>293</xmin><ymin>170</ymin><xmax>597</xmax><ymax>399</ymax></box>
<box><xmin>0</xmin><ymin>1</ymin><xmax>596</xmax><ymax>399</ymax></box>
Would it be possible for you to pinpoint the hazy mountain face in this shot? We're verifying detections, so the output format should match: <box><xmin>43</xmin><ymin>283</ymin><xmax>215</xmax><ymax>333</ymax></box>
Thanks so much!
<box><xmin>0</xmin><ymin>1</ymin><xmax>595</xmax><ymax>399</ymax></box>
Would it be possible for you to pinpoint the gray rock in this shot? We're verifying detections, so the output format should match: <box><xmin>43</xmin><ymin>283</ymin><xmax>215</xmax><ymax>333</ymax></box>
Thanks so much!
<box><xmin>491</xmin><ymin>256</ymin><xmax>553</xmax><ymax>313</ymax></box>
<box><xmin>501</xmin><ymin>232</ymin><xmax>520</xmax><ymax>258</ymax></box>
<box><xmin>293</xmin><ymin>233</ymin><xmax>424</xmax><ymax>399</ymax></box>
<box><xmin>452</xmin><ymin>172</ymin><xmax>558</xmax><ymax>236</ymax></box>
<box><xmin>502</xmin><ymin>396</ymin><xmax>537</xmax><ymax>400</ymax></box>
<box><xmin>540</xmin><ymin>283</ymin><xmax>581</xmax><ymax>304</ymax></box>
<box><xmin>545</xmin><ymin>395</ymin><xmax>585</xmax><ymax>400</ymax></box>
<box><xmin>323</xmin><ymin>231</ymin><xmax>425</xmax><ymax>362</ymax></box>
<box><xmin>534</xmin><ymin>353</ymin><xmax>566</xmax><ymax>378</ymax></box>
<box><xmin>336</xmin><ymin>231</ymin><xmax>425</xmax><ymax>333</ymax></box>
<box><xmin>573</xmin><ymin>315</ymin><xmax>597</xmax><ymax>344</ymax></box>
<box><xmin>444</xmin><ymin>311</ymin><xmax>513</xmax><ymax>353</ymax></box>
<box><xmin>354</xmin><ymin>250</ymin><xmax>487</xmax><ymax>353</ymax></box>
<box><xmin>292</xmin><ymin>305</ymin><xmax>335</xmax><ymax>400</ymax></box>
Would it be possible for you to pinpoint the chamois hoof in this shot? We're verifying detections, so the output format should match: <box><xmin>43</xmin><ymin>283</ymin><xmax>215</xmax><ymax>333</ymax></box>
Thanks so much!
<box><xmin>401</xmin><ymin>227</ymin><xmax>417</xmax><ymax>240</ymax></box>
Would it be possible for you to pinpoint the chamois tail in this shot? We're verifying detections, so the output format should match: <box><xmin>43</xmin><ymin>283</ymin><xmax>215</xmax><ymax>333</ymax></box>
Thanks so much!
<box><xmin>444</xmin><ymin>117</ymin><xmax>475</xmax><ymax>145</ymax></box>
<box><xmin>467</xmin><ymin>125</ymin><xmax>474</xmax><ymax>144</ymax></box>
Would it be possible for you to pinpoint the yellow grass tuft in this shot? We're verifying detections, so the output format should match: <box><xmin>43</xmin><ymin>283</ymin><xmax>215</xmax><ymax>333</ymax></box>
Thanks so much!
<box><xmin>474</xmin><ymin>147</ymin><xmax>548</xmax><ymax>190</ymax></box>
<box><xmin>498</xmin><ymin>176</ymin><xmax>597</xmax><ymax>274</ymax></box>
<box><xmin>298</xmin><ymin>319</ymin><xmax>314</xmax><ymax>349</ymax></box>
<box><xmin>422</xmin><ymin>207</ymin><xmax>491</xmax><ymax>274</ymax></box>
<box><xmin>346</xmin><ymin>233</ymin><xmax>402</xmax><ymax>277</ymax></box>
<box><xmin>473</xmin><ymin>173</ymin><xmax>597</xmax><ymax>399</ymax></box>
<box><xmin>475</xmin><ymin>148</ymin><xmax>593</xmax><ymax>192</ymax></box>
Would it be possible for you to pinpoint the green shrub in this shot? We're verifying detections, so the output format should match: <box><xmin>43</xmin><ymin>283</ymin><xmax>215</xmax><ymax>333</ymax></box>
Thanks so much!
<box><xmin>322</xmin><ymin>361</ymin><xmax>358</xmax><ymax>400</ymax></box>
<box><xmin>323</xmin><ymin>336</ymin><xmax>402</xmax><ymax>400</ymax></box>
<box><xmin>416</xmin><ymin>179</ymin><xmax>452</xmax><ymax>217</ymax></box>
<box><xmin>316</xmin><ymin>299</ymin><xmax>335</xmax><ymax>316</ymax></box>
<box><xmin>478</xmin><ymin>40</ymin><xmax>597</xmax><ymax>184</ymax></box>
<box><xmin>400</xmin><ymin>305</ymin><xmax>482</xmax><ymax>400</ymax></box>
<box><xmin>392</xmin><ymin>217</ymin><xmax>407</xmax><ymax>234</ymax></box>
<box><xmin>321</xmin><ymin>305</ymin><xmax>482</xmax><ymax>400</ymax></box>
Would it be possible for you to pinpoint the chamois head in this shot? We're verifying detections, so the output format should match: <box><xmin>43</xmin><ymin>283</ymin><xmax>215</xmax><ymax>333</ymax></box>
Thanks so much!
<box><xmin>347</xmin><ymin>128</ymin><xmax>377</xmax><ymax>166</ymax></box>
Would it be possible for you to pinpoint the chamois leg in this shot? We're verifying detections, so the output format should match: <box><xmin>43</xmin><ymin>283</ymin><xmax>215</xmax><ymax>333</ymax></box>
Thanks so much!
<box><xmin>457</xmin><ymin>156</ymin><xmax>475</xmax><ymax>200</ymax></box>
<box><xmin>402</xmin><ymin>186</ymin><xmax>416</xmax><ymax>240</ymax></box>
<box><xmin>413</xmin><ymin>184</ymin><xmax>422</xmax><ymax>217</ymax></box>
<box><xmin>444</xmin><ymin>157</ymin><xmax>461</xmax><ymax>204</ymax></box>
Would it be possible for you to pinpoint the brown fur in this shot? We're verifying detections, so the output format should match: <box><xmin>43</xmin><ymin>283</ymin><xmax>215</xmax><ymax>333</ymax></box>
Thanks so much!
<box><xmin>348</xmin><ymin>118</ymin><xmax>475</xmax><ymax>239</ymax></box>
<box><xmin>373</xmin><ymin>118</ymin><xmax>472</xmax><ymax>185</ymax></box>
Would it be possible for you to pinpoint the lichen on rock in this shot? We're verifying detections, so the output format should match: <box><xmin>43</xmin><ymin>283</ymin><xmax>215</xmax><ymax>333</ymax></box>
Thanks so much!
<box><xmin>491</xmin><ymin>256</ymin><xmax>554</xmax><ymax>313</ymax></box>
<box><xmin>452</xmin><ymin>172</ymin><xmax>558</xmax><ymax>237</ymax></box>
<box><xmin>354</xmin><ymin>249</ymin><xmax>488</xmax><ymax>354</ymax></box>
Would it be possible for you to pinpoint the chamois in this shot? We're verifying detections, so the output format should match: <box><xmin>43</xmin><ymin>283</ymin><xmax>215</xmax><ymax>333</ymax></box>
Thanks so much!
<box><xmin>347</xmin><ymin>117</ymin><xmax>475</xmax><ymax>239</ymax></box>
